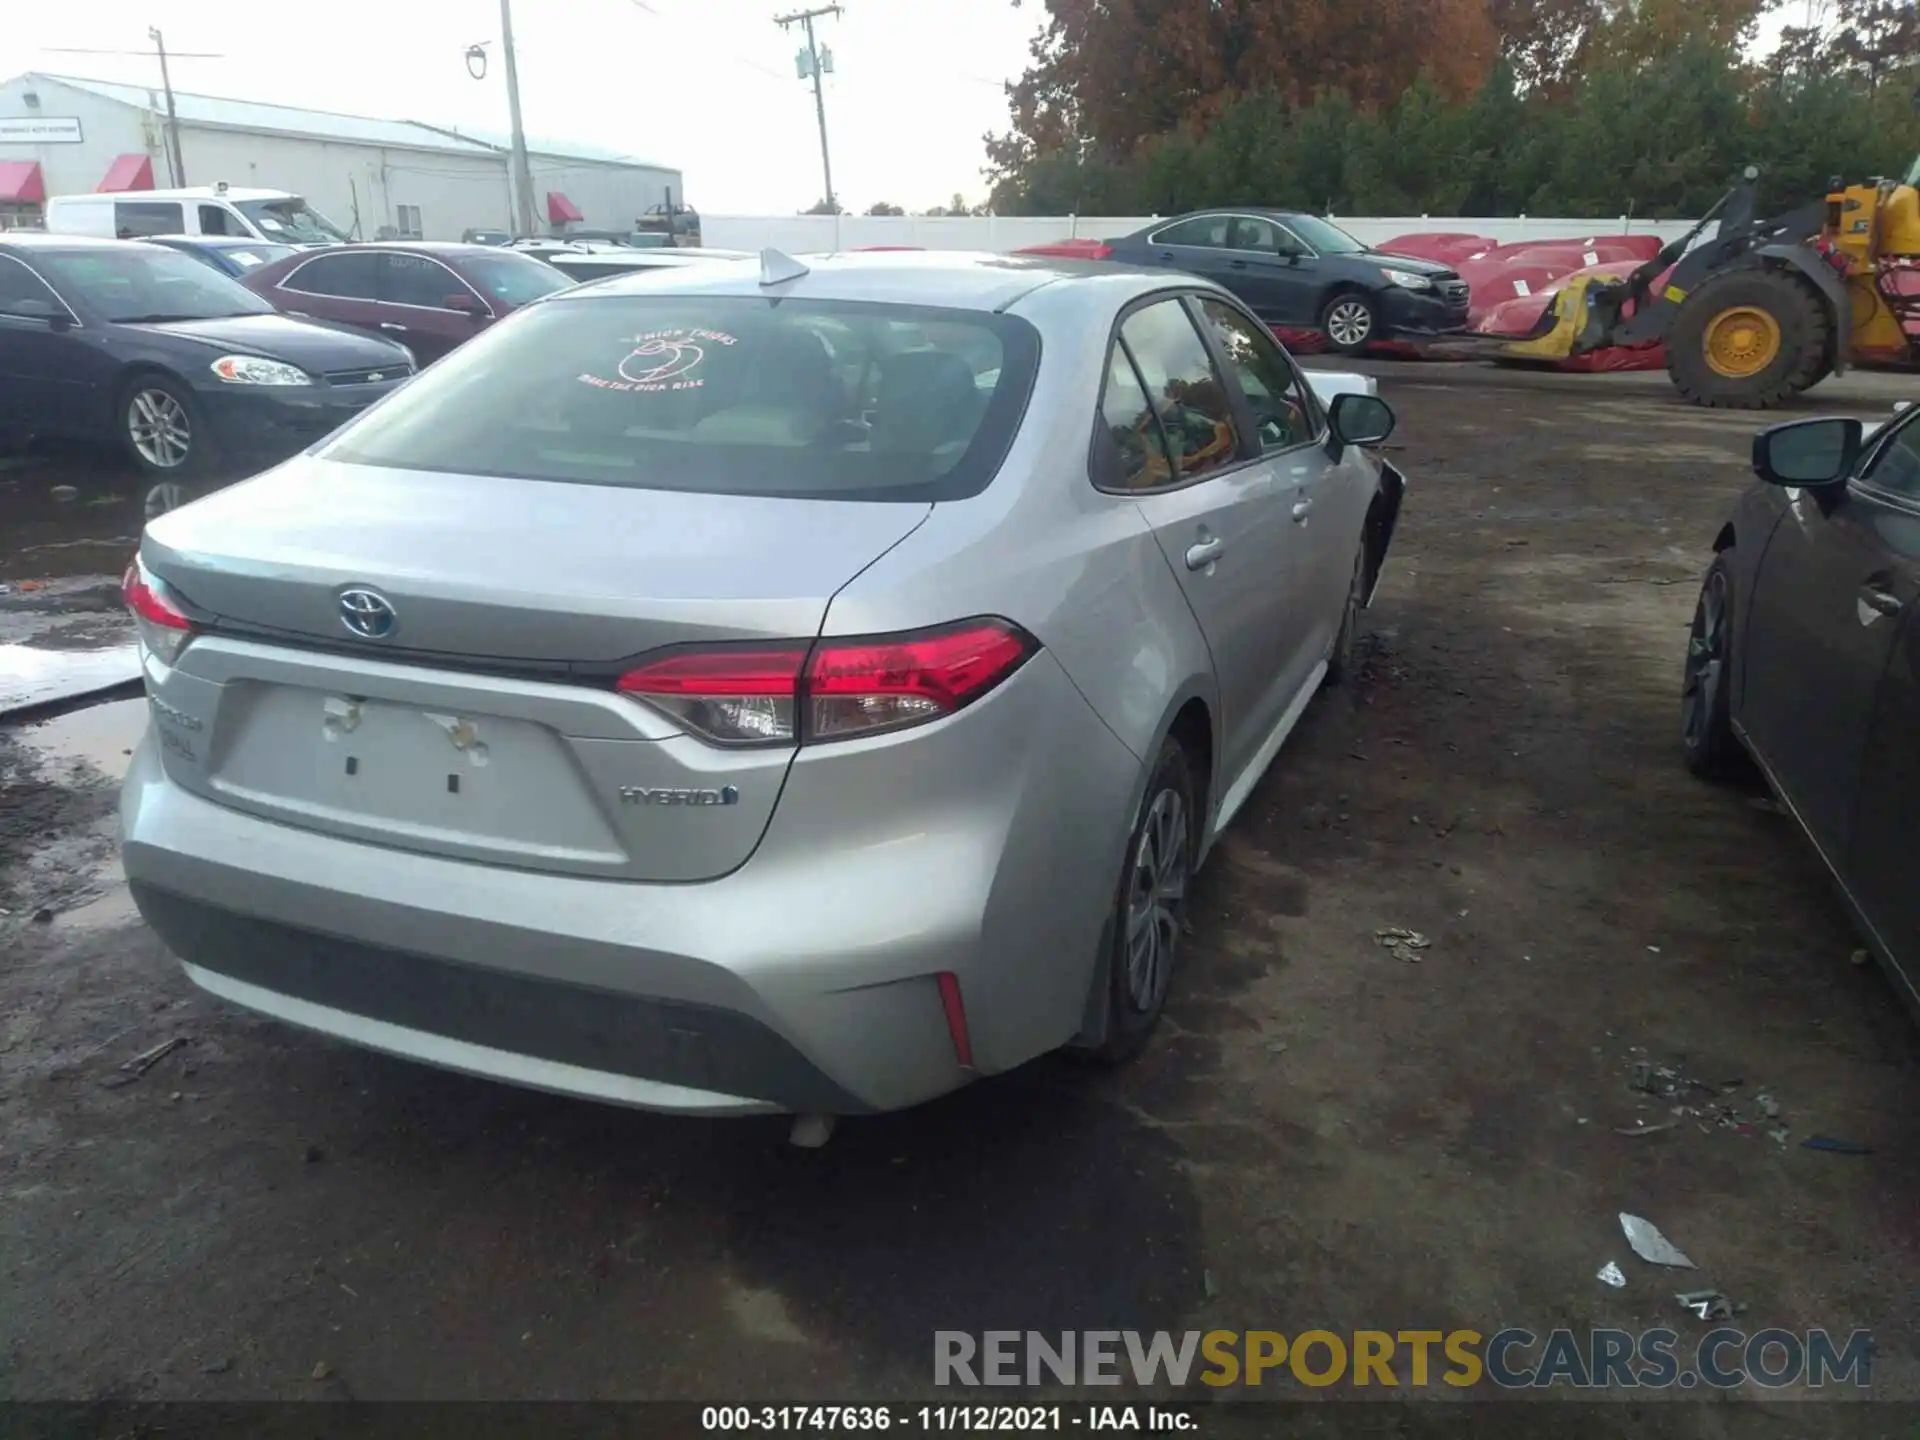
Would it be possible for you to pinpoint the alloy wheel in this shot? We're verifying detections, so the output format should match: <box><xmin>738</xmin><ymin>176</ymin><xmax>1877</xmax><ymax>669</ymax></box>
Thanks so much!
<box><xmin>1682</xmin><ymin>569</ymin><xmax>1727</xmax><ymax>748</ymax></box>
<box><xmin>128</xmin><ymin>389</ymin><xmax>191</xmax><ymax>470</ymax></box>
<box><xmin>1327</xmin><ymin>301</ymin><xmax>1373</xmax><ymax>349</ymax></box>
<box><xmin>1124</xmin><ymin>786</ymin><xmax>1189</xmax><ymax>1013</ymax></box>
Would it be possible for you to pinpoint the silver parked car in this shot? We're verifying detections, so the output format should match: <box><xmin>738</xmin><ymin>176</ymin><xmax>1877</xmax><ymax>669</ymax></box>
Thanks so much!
<box><xmin>119</xmin><ymin>250</ymin><xmax>1406</xmax><ymax>1136</ymax></box>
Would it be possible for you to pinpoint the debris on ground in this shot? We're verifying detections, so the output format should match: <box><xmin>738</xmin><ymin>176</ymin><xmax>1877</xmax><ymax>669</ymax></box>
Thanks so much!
<box><xmin>1624</xmin><ymin>1054</ymin><xmax>1785</xmax><ymax>1137</ymax></box>
<box><xmin>1203</xmin><ymin>1269</ymin><xmax>1219</xmax><ymax>1301</ymax></box>
<box><xmin>1615</xmin><ymin>1121</ymin><xmax>1677</xmax><ymax>1137</ymax></box>
<box><xmin>1676</xmin><ymin>1289</ymin><xmax>1735</xmax><ymax>1321</ymax></box>
<box><xmin>1596</xmin><ymin>1260</ymin><xmax>1626</xmax><ymax>1288</ymax></box>
<box><xmin>1756</xmin><ymin>1092</ymin><xmax>1780</xmax><ymax>1120</ymax></box>
<box><xmin>1620</xmin><ymin>1213</ymin><xmax>1696</xmax><ymax>1269</ymax></box>
<box><xmin>310</xmin><ymin>1361</ymin><xmax>332</xmax><ymax>1381</ymax></box>
<box><xmin>49</xmin><ymin>484</ymin><xmax>78</xmax><ymax>503</ymax></box>
<box><xmin>1851</xmin><ymin>949</ymin><xmax>1870</xmax><ymax>967</ymax></box>
<box><xmin>201</xmin><ymin>1358</ymin><xmax>232</xmax><ymax>1375</ymax></box>
<box><xmin>304</xmin><ymin>1144</ymin><xmax>326</xmax><ymax>1164</ymax></box>
<box><xmin>99</xmin><ymin>1036</ymin><xmax>188</xmax><ymax>1089</ymax></box>
<box><xmin>1802</xmin><ymin>1136</ymin><xmax>1873</xmax><ymax>1155</ymax></box>
<box><xmin>1375</xmin><ymin>927</ymin><xmax>1432</xmax><ymax>963</ymax></box>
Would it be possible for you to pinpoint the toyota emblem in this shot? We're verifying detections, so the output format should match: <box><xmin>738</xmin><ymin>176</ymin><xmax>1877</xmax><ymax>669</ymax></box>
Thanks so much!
<box><xmin>338</xmin><ymin>587</ymin><xmax>398</xmax><ymax>640</ymax></box>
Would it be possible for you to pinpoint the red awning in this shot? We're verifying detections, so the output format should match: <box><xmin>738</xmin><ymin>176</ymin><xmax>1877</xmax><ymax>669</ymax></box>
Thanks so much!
<box><xmin>0</xmin><ymin>161</ymin><xmax>46</xmax><ymax>205</ymax></box>
<box><xmin>98</xmin><ymin>154</ymin><xmax>156</xmax><ymax>193</ymax></box>
<box><xmin>546</xmin><ymin>191</ymin><xmax>584</xmax><ymax>224</ymax></box>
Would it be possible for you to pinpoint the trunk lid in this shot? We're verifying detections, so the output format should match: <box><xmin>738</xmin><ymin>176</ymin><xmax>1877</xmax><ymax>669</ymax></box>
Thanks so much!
<box><xmin>141</xmin><ymin>457</ymin><xmax>929</xmax><ymax>881</ymax></box>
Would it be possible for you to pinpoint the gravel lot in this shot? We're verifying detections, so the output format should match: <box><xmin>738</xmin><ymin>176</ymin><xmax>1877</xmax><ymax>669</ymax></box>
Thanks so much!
<box><xmin>2</xmin><ymin>364</ymin><xmax>1917</xmax><ymax>1427</ymax></box>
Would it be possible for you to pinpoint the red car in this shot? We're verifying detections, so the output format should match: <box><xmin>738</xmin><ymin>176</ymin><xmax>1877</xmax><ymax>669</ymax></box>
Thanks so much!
<box><xmin>240</xmin><ymin>242</ymin><xmax>572</xmax><ymax>365</ymax></box>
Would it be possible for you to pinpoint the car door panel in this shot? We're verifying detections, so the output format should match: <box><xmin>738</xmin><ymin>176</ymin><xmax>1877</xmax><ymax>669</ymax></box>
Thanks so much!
<box><xmin>0</xmin><ymin>256</ymin><xmax>99</xmax><ymax>439</ymax></box>
<box><xmin>1225</xmin><ymin>217</ymin><xmax>1314</xmax><ymax>326</ymax></box>
<box><xmin>1739</xmin><ymin>486</ymin><xmax>1905</xmax><ymax>862</ymax></box>
<box><xmin>1740</xmin><ymin>405</ymin><xmax>1920</xmax><ymax>877</ymax></box>
<box><xmin>1190</xmin><ymin>296</ymin><xmax>1347</xmax><ymax>677</ymax></box>
<box><xmin>376</xmin><ymin>254</ymin><xmax>486</xmax><ymax>363</ymax></box>
<box><xmin>274</xmin><ymin>251</ymin><xmax>384</xmax><ymax>339</ymax></box>
<box><xmin>1100</xmin><ymin>297</ymin><xmax>1307</xmax><ymax>788</ymax></box>
<box><xmin>1834</xmin><ymin>419</ymin><xmax>1920</xmax><ymax>994</ymax></box>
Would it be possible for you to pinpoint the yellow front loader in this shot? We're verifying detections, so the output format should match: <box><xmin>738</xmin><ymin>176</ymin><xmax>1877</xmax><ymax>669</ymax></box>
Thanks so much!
<box><xmin>1507</xmin><ymin>162</ymin><xmax>1920</xmax><ymax>407</ymax></box>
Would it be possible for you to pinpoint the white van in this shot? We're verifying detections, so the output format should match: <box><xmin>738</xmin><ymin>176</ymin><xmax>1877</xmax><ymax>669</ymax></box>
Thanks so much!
<box><xmin>44</xmin><ymin>185</ymin><xmax>351</xmax><ymax>247</ymax></box>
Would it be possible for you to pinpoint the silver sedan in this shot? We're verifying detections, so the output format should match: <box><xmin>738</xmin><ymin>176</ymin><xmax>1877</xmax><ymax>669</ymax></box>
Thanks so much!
<box><xmin>118</xmin><ymin>249</ymin><xmax>1405</xmax><ymax>1138</ymax></box>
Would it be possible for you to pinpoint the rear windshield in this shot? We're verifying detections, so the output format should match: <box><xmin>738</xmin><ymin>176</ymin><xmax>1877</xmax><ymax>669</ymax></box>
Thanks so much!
<box><xmin>324</xmin><ymin>295</ymin><xmax>1040</xmax><ymax>501</ymax></box>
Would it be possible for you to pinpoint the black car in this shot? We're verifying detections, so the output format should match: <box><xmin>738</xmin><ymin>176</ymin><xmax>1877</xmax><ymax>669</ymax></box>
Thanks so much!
<box><xmin>144</xmin><ymin>234</ymin><xmax>303</xmax><ymax>279</ymax></box>
<box><xmin>1684</xmin><ymin>405</ymin><xmax>1920</xmax><ymax>1007</ymax></box>
<box><xmin>1101</xmin><ymin>210</ymin><xmax>1471</xmax><ymax>353</ymax></box>
<box><xmin>0</xmin><ymin>234</ymin><xmax>413</xmax><ymax>514</ymax></box>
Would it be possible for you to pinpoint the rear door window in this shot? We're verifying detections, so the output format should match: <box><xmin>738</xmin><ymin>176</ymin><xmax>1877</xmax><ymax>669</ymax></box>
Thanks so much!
<box><xmin>113</xmin><ymin>201</ymin><xmax>184</xmax><ymax>238</ymax></box>
<box><xmin>1151</xmin><ymin>216</ymin><xmax>1232</xmax><ymax>249</ymax></box>
<box><xmin>322</xmin><ymin>295</ymin><xmax>1040</xmax><ymax>502</ymax></box>
<box><xmin>1116</xmin><ymin>299</ymin><xmax>1243</xmax><ymax>481</ymax></box>
<box><xmin>282</xmin><ymin>252</ymin><xmax>381</xmax><ymax>299</ymax></box>
<box><xmin>379</xmin><ymin>253</ymin><xmax>473</xmax><ymax>310</ymax></box>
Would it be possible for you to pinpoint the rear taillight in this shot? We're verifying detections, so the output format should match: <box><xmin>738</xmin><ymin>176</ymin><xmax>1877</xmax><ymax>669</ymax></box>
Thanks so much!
<box><xmin>616</xmin><ymin>619</ymin><xmax>1035</xmax><ymax>747</ymax></box>
<box><xmin>122</xmin><ymin>557</ymin><xmax>193</xmax><ymax>665</ymax></box>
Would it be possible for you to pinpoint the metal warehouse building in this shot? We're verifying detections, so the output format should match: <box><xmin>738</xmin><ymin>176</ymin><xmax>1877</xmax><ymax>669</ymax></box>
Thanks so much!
<box><xmin>0</xmin><ymin>73</ymin><xmax>682</xmax><ymax>241</ymax></box>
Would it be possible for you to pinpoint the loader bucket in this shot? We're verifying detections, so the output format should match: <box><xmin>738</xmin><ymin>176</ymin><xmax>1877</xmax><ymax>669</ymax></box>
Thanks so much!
<box><xmin>1501</xmin><ymin>273</ymin><xmax>1606</xmax><ymax>359</ymax></box>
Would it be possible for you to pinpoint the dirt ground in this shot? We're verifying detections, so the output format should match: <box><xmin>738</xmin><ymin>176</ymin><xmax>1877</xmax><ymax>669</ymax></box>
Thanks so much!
<box><xmin>2</xmin><ymin>364</ymin><xmax>1918</xmax><ymax>1425</ymax></box>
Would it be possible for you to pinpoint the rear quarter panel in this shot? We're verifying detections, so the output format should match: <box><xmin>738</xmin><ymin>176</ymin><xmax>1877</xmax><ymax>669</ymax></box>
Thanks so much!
<box><xmin>819</xmin><ymin>275</ymin><xmax>1219</xmax><ymax>1064</ymax></box>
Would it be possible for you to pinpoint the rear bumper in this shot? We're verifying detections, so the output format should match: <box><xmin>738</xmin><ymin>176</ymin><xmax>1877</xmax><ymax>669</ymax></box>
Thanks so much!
<box><xmin>1377</xmin><ymin>287</ymin><xmax>1470</xmax><ymax>338</ymax></box>
<box><xmin>195</xmin><ymin>380</ymin><xmax>404</xmax><ymax>468</ymax></box>
<box><xmin>119</xmin><ymin>650</ymin><xmax>1141</xmax><ymax>1115</ymax></box>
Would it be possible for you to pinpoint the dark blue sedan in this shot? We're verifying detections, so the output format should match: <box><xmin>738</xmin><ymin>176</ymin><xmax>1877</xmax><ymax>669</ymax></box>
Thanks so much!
<box><xmin>144</xmin><ymin>235</ymin><xmax>303</xmax><ymax>279</ymax></box>
<box><xmin>0</xmin><ymin>234</ymin><xmax>414</xmax><ymax>517</ymax></box>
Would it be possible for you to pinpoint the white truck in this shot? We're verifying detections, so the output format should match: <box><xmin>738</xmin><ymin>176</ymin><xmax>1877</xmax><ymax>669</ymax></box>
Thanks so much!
<box><xmin>45</xmin><ymin>184</ymin><xmax>350</xmax><ymax>247</ymax></box>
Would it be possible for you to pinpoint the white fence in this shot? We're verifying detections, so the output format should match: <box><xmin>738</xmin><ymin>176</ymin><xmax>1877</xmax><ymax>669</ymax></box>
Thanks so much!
<box><xmin>701</xmin><ymin>213</ymin><xmax>1702</xmax><ymax>254</ymax></box>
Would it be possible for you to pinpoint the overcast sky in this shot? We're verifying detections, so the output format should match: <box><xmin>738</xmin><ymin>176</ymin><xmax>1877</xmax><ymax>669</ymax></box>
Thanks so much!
<box><xmin>1</xmin><ymin>0</ymin><xmax>1043</xmax><ymax>214</ymax></box>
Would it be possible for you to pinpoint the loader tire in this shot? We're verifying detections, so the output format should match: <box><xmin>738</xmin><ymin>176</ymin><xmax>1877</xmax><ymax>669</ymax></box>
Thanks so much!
<box><xmin>1667</xmin><ymin>265</ymin><xmax>1829</xmax><ymax>410</ymax></box>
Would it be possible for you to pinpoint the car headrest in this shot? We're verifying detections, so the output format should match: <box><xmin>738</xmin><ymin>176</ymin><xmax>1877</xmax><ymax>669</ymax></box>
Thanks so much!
<box><xmin>873</xmin><ymin>348</ymin><xmax>980</xmax><ymax>454</ymax></box>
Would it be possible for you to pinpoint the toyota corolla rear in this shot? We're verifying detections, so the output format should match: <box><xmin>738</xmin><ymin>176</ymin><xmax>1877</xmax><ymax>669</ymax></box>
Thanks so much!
<box><xmin>119</xmin><ymin>276</ymin><xmax>1141</xmax><ymax>1116</ymax></box>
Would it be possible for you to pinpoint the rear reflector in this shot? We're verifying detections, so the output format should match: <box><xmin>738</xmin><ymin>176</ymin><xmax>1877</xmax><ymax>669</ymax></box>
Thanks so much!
<box><xmin>122</xmin><ymin>557</ymin><xmax>193</xmax><ymax>665</ymax></box>
<box><xmin>936</xmin><ymin>971</ymin><xmax>974</xmax><ymax>1070</ymax></box>
<box><xmin>616</xmin><ymin>619</ymin><xmax>1035</xmax><ymax>747</ymax></box>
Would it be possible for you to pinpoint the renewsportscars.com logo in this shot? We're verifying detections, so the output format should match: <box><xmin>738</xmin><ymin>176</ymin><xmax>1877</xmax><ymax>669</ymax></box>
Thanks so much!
<box><xmin>934</xmin><ymin>1328</ymin><xmax>1874</xmax><ymax>1391</ymax></box>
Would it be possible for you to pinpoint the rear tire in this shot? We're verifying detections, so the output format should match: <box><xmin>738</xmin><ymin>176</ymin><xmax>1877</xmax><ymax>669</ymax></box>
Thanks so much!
<box><xmin>1667</xmin><ymin>266</ymin><xmax>1828</xmax><ymax>410</ymax></box>
<box><xmin>1681</xmin><ymin>551</ymin><xmax>1750</xmax><ymax>781</ymax></box>
<box><xmin>1072</xmin><ymin>737</ymin><xmax>1198</xmax><ymax>1065</ymax></box>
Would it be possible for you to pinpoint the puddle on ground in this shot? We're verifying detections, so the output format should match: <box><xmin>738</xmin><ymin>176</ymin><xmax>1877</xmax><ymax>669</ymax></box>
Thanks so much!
<box><xmin>12</xmin><ymin>697</ymin><xmax>148</xmax><ymax>781</ymax></box>
<box><xmin>0</xmin><ymin>643</ymin><xmax>142</xmax><ymax>717</ymax></box>
<box><xmin>0</xmin><ymin>451</ymin><xmax>147</xmax><ymax>584</ymax></box>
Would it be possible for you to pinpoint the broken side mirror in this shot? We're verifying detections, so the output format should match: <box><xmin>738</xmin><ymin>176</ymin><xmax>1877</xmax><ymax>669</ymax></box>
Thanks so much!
<box><xmin>1752</xmin><ymin>416</ymin><xmax>1860</xmax><ymax>488</ymax></box>
<box><xmin>11</xmin><ymin>298</ymin><xmax>71</xmax><ymax>331</ymax></box>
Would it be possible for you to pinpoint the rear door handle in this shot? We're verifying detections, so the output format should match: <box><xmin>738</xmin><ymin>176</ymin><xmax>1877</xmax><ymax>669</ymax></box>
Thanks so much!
<box><xmin>378</xmin><ymin>322</ymin><xmax>407</xmax><ymax>333</ymax></box>
<box><xmin>1859</xmin><ymin>585</ymin><xmax>1903</xmax><ymax>617</ymax></box>
<box><xmin>1185</xmin><ymin>537</ymin><xmax>1224</xmax><ymax>570</ymax></box>
<box><xmin>1228</xmin><ymin>259</ymin><xmax>1249</xmax><ymax>270</ymax></box>
<box><xmin>1292</xmin><ymin>498</ymin><xmax>1314</xmax><ymax>523</ymax></box>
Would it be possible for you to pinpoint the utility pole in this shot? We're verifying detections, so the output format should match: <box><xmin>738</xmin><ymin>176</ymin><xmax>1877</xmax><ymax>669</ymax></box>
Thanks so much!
<box><xmin>498</xmin><ymin>0</ymin><xmax>538</xmax><ymax>236</ymax></box>
<box><xmin>148</xmin><ymin>27</ymin><xmax>186</xmax><ymax>186</ymax></box>
<box><xmin>776</xmin><ymin>5</ymin><xmax>842</xmax><ymax>213</ymax></box>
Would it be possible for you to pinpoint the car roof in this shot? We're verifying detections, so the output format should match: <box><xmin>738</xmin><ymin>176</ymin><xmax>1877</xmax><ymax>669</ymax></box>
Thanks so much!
<box><xmin>344</xmin><ymin>242</ymin><xmax>514</xmax><ymax>258</ymax></box>
<box><xmin>145</xmin><ymin>234</ymin><xmax>291</xmax><ymax>249</ymax></box>
<box><xmin>555</xmin><ymin>248</ymin><xmax>1156</xmax><ymax>312</ymax></box>
<box><xmin>49</xmin><ymin>186</ymin><xmax>294</xmax><ymax>203</ymax></box>
<box><xmin>0</xmin><ymin>232</ymin><xmax>154</xmax><ymax>251</ymax></box>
